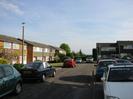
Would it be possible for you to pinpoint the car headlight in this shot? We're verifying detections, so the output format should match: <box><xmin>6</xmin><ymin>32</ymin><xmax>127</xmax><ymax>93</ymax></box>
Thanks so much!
<box><xmin>107</xmin><ymin>96</ymin><xmax>120</xmax><ymax>99</ymax></box>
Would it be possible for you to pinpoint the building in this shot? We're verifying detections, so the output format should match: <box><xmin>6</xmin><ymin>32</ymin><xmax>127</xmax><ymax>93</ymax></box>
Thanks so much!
<box><xmin>0</xmin><ymin>34</ymin><xmax>66</xmax><ymax>64</ymax></box>
<box><xmin>0</xmin><ymin>34</ymin><xmax>27</xmax><ymax>64</ymax></box>
<box><xmin>94</xmin><ymin>41</ymin><xmax>133</xmax><ymax>60</ymax></box>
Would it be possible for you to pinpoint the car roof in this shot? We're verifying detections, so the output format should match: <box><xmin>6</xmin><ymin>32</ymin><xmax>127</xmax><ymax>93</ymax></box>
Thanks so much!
<box><xmin>115</xmin><ymin>59</ymin><xmax>130</xmax><ymax>61</ymax></box>
<box><xmin>33</xmin><ymin>61</ymin><xmax>47</xmax><ymax>64</ymax></box>
<box><xmin>99</xmin><ymin>59</ymin><xmax>116</xmax><ymax>62</ymax></box>
<box><xmin>109</xmin><ymin>64</ymin><xmax>133</xmax><ymax>68</ymax></box>
<box><xmin>0</xmin><ymin>64</ymin><xmax>11</xmax><ymax>67</ymax></box>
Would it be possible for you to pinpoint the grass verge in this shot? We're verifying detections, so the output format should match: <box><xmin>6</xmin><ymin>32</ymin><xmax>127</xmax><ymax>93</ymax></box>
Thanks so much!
<box><xmin>50</xmin><ymin>63</ymin><xmax>63</xmax><ymax>68</ymax></box>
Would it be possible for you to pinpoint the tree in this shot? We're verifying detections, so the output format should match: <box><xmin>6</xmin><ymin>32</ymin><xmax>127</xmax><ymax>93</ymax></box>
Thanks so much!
<box><xmin>60</xmin><ymin>43</ymin><xmax>71</xmax><ymax>55</ymax></box>
<box><xmin>0</xmin><ymin>49</ymin><xmax>19</xmax><ymax>64</ymax></box>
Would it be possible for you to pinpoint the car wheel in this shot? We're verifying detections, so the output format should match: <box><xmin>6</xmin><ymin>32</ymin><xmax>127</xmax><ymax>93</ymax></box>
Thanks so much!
<box><xmin>41</xmin><ymin>74</ymin><xmax>46</xmax><ymax>82</ymax></box>
<box><xmin>52</xmin><ymin>71</ymin><xmax>56</xmax><ymax>77</ymax></box>
<box><xmin>14</xmin><ymin>82</ymin><xmax>22</xmax><ymax>94</ymax></box>
<box><xmin>95</xmin><ymin>75</ymin><xmax>101</xmax><ymax>82</ymax></box>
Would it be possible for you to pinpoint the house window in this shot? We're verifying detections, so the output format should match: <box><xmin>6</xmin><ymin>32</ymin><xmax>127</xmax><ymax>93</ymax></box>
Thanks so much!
<box><xmin>101</xmin><ymin>47</ymin><xmax>116</xmax><ymax>51</ymax></box>
<box><xmin>4</xmin><ymin>42</ymin><xmax>11</xmax><ymax>49</ymax></box>
<box><xmin>24</xmin><ymin>45</ymin><xmax>27</xmax><ymax>50</ymax></box>
<box><xmin>44</xmin><ymin>48</ymin><xmax>49</xmax><ymax>52</ymax></box>
<box><xmin>33</xmin><ymin>47</ymin><xmax>43</xmax><ymax>52</ymax></box>
<box><xmin>123</xmin><ymin>45</ymin><xmax>133</xmax><ymax>49</ymax></box>
<box><xmin>13</xmin><ymin>43</ymin><xmax>19</xmax><ymax>49</ymax></box>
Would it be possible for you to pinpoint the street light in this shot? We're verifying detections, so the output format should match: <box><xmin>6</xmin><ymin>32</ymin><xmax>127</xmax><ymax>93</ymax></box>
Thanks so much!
<box><xmin>22</xmin><ymin>22</ymin><xmax>25</xmax><ymax>64</ymax></box>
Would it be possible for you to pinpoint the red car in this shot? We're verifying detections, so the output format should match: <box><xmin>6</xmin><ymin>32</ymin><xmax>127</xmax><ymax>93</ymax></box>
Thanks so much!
<box><xmin>63</xmin><ymin>59</ymin><xmax>76</xmax><ymax>68</ymax></box>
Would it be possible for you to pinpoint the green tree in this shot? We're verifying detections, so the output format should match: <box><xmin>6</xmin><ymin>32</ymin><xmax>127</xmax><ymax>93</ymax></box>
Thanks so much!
<box><xmin>0</xmin><ymin>49</ymin><xmax>19</xmax><ymax>64</ymax></box>
<box><xmin>60</xmin><ymin>43</ymin><xmax>71</xmax><ymax>55</ymax></box>
<box><xmin>79</xmin><ymin>49</ymin><xmax>83</xmax><ymax>57</ymax></box>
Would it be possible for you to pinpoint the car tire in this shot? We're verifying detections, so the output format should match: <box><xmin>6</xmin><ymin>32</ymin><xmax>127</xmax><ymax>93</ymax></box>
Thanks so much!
<box><xmin>95</xmin><ymin>75</ymin><xmax>101</xmax><ymax>82</ymax></box>
<box><xmin>41</xmin><ymin>74</ymin><xmax>46</xmax><ymax>82</ymax></box>
<box><xmin>52</xmin><ymin>71</ymin><xmax>56</xmax><ymax>77</ymax></box>
<box><xmin>14</xmin><ymin>82</ymin><xmax>22</xmax><ymax>95</ymax></box>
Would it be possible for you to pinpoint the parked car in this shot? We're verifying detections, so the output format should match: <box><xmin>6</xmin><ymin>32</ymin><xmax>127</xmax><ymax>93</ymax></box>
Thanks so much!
<box><xmin>75</xmin><ymin>58</ymin><xmax>82</xmax><ymax>63</ymax></box>
<box><xmin>86</xmin><ymin>57</ymin><xmax>93</xmax><ymax>63</ymax></box>
<box><xmin>95</xmin><ymin>59</ymin><xmax>116</xmax><ymax>80</ymax></box>
<box><xmin>0</xmin><ymin>64</ymin><xmax>22</xmax><ymax>98</ymax></box>
<box><xmin>102</xmin><ymin>64</ymin><xmax>133</xmax><ymax>99</ymax></box>
<box><xmin>63</xmin><ymin>59</ymin><xmax>76</xmax><ymax>68</ymax></box>
<box><xmin>20</xmin><ymin>61</ymin><xmax>56</xmax><ymax>82</ymax></box>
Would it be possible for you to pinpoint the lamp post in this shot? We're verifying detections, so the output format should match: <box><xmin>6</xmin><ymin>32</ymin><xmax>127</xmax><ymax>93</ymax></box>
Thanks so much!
<box><xmin>22</xmin><ymin>22</ymin><xmax>25</xmax><ymax>64</ymax></box>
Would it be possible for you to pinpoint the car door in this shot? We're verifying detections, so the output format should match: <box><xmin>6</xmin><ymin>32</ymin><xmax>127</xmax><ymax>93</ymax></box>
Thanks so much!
<box><xmin>3</xmin><ymin>65</ymin><xmax>15</xmax><ymax>93</ymax></box>
<box><xmin>43</xmin><ymin>63</ymin><xmax>52</xmax><ymax>76</ymax></box>
<box><xmin>0</xmin><ymin>67</ymin><xmax>6</xmax><ymax>96</ymax></box>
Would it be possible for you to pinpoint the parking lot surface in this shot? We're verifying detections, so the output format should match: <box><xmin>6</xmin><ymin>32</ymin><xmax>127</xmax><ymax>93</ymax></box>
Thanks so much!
<box><xmin>3</xmin><ymin>64</ymin><xmax>104</xmax><ymax>99</ymax></box>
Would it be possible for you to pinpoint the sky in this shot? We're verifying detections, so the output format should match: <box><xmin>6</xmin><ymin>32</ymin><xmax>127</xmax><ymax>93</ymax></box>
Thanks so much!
<box><xmin>0</xmin><ymin>0</ymin><xmax>133</xmax><ymax>54</ymax></box>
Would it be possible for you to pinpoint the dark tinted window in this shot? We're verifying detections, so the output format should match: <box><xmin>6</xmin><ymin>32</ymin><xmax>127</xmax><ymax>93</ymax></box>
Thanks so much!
<box><xmin>98</xmin><ymin>61</ymin><xmax>115</xmax><ymax>67</ymax></box>
<box><xmin>26</xmin><ymin>62</ymin><xmax>42</xmax><ymax>69</ymax></box>
<box><xmin>0</xmin><ymin>67</ymin><xmax>4</xmax><ymax>78</ymax></box>
<box><xmin>116</xmin><ymin>60</ymin><xmax>131</xmax><ymax>64</ymax></box>
<box><xmin>108</xmin><ymin>67</ymin><xmax>133</xmax><ymax>82</ymax></box>
<box><xmin>3</xmin><ymin>65</ymin><xmax>13</xmax><ymax>76</ymax></box>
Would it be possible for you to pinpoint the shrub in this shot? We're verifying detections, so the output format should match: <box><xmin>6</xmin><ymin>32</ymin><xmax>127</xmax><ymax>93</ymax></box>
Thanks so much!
<box><xmin>0</xmin><ymin>58</ymin><xmax>8</xmax><ymax>64</ymax></box>
<box><xmin>13</xmin><ymin>64</ymin><xmax>24</xmax><ymax>70</ymax></box>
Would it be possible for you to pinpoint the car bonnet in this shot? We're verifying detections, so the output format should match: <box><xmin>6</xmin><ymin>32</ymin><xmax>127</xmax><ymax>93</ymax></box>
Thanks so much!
<box><xmin>106</xmin><ymin>82</ymin><xmax>133</xmax><ymax>99</ymax></box>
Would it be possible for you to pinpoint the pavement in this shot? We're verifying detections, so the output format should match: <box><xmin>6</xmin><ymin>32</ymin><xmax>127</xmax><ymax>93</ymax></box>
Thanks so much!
<box><xmin>2</xmin><ymin>63</ymin><xmax>104</xmax><ymax>99</ymax></box>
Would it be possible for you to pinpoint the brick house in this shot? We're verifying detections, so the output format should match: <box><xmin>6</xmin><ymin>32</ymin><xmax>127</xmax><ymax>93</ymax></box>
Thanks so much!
<box><xmin>0</xmin><ymin>34</ymin><xmax>66</xmax><ymax>64</ymax></box>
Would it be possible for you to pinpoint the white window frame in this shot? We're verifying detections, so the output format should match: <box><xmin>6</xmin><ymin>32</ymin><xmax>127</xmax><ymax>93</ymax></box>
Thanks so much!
<box><xmin>4</xmin><ymin>42</ymin><xmax>11</xmax><ymax>49</ymax></box>
<box><xmin>13</xmin><ymin>43</ymin><xmax>19</xmax><ymax>49</ymax></box>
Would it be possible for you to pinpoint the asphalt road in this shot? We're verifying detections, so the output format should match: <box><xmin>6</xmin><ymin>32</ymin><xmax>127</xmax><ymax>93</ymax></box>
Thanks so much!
<box><xmin>3</xmin><ymin>63</ymin><xmax>104</xmax><ymax>99</ymax></box>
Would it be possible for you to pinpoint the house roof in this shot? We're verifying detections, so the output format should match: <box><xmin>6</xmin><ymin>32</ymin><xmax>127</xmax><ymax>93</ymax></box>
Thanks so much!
<box><xmin>117</xmin><ymin>41</ymin><xmax>133</xmax><ymax>45</ymax></box>
<box><xmin>0</xmin><ymin>34</ymin><xmax>23</xmax><ymax>44</ymax></box>
<box><xmin>49</xmin><ymin>45</ymin><xmax>66</xmax><ymax>52</ymax></box>
<box><xmin>0</xmin><ymin>34</ymin><xmax>65</xmax><ymax>51</ymax></box>
<box><xmin>24</xmin><ymin>40</ymin><xmax>50</xmax><ymax>48</ymax></box>
<box><xmin>96</xmin><ymin>43</ymin><xmax>116</xmax><ymax>47</ymax></box>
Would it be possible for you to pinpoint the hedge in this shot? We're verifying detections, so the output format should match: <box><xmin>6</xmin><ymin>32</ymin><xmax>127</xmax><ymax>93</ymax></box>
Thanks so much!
<box><xmin>0</xmin><ymin>58</ymin><xmax>8</xmax><ymax>64</ymax></box>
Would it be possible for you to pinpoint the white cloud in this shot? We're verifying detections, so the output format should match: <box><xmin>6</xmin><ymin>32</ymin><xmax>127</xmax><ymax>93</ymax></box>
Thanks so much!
<box><xmin>0</xmin><ymin>0</ymin><xmax>23</xmax><ymax>15</ymax></box>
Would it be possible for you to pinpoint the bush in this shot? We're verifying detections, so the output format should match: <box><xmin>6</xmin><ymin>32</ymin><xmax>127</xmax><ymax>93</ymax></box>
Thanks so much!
<box><xmin>13</xmin><ymin>64</ymin><xmax>24</xmax><ymax>70</ymax></box>
<box><xmin>0</xmin><ymin>58</ymin><xmax>8</xmax><ymax>64</ymax></box>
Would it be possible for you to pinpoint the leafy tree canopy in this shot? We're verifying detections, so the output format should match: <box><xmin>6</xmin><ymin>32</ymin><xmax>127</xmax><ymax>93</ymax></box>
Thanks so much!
<box><xmin>60</xmin><ymin>43</ymin><xmax>71</xmax><ymax>54</ymax></box>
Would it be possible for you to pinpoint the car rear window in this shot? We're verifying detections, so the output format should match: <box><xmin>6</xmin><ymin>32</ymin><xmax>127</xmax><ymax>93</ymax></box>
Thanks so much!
<box><xmin>98</xmin><ymin>61</ymin><xmax>115</xmax><ymax>67</ymax></box>
<box><xmin>26</xmin><ymin>62</ymin><xmax>42</xmax><ymax>69</ymax></box>
<box><xmin>108</xmin><ymin>67</ymin><xmax>133</xmax><ymax>82</ymax></box>
<box><xmin>116</xmin><ymin>60</ymin><xmax>131</xmax><ymax>64</ymax></box>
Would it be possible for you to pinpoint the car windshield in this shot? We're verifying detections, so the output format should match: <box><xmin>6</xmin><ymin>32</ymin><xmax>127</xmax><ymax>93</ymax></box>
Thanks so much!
<box><xmin>108</xmin><ymin>67</ymin><xmax>133</xmax><ymax>82</ymax></box>
<box><xmin>25</xmin><ymin>62</ymin><xmax>42</xmax><ymax>69</ymax></box>
<box><xmin>116</xmin><ymin>60</ymin><xmax>131</xmax><ymax>64</ymax></box>
<box><xmin>98</xmin><ymin>61</ymin><xmax>115</xmax><ymax>67</ymax></box>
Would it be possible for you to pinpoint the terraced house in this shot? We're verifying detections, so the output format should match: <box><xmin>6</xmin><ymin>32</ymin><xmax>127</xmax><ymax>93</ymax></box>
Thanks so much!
<box><xmin>0</xmin><ymin>34</ymin><xmax>66</xmax><ymax>64</ymax></box>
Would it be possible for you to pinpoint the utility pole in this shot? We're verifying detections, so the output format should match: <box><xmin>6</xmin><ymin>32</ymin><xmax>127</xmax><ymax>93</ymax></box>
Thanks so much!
<box><xmin>22</xmin><ymin>22</ymin><xmax>25</xmax><ymax>64</ymax></box>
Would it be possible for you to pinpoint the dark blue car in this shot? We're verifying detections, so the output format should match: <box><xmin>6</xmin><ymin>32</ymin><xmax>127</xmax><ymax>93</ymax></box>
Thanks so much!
<box><xmin>20</xmin><ymin>61</ymin><xmax>56</xmax><ymax>82</ymax></box>
<box><xmin>95</xmin><ymin>59</ymin><xmax>116</xmax><ymax>80</ymax></box>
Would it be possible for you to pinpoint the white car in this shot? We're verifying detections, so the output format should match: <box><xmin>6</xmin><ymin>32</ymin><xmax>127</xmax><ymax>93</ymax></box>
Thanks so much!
<box><xmin>102</xmin><ymin>64</ymin><xmax>133</xmax><ymax>99</ymax></box>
